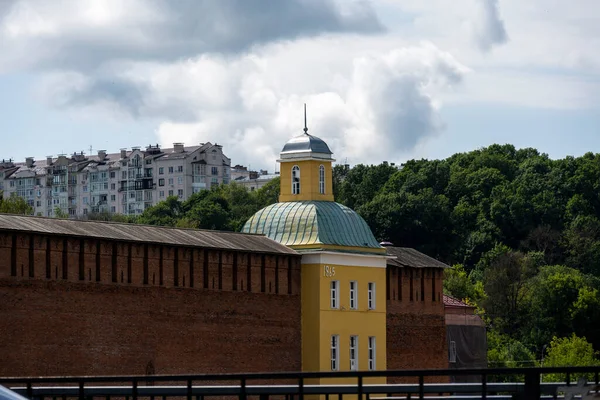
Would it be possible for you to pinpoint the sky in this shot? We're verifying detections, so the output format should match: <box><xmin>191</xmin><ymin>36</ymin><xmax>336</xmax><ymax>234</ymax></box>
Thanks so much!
<box><xmin>1</xmin><ymin>0</ymin><xmax>599</xmax><ymax>171</ymax></box>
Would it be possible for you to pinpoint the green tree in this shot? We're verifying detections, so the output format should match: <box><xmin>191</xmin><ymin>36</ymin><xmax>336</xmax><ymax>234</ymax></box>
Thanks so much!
<box><xmin>482</xmin><ymin>248</ymin><xmax>536</xmax><ymax>336</ymax></box>
<box><xmin>138</xmin><ymin>196</ymin><xmax>184</xmax><ymax>226</ymax></box>
<box><xmin>0</xmin><ymin>195</ymin><xmax>33</xmax><ymax>215</ymax></box>
<box><xmin>254</xmin><ymin>176</ymin><xmax>280</xmax><ymax>208</ymax></box>
<box><xmin>54</xmin><ymin>207</ymin><xmax>69</xmax><ymax>219</ymax></box>
<box><xmin>543</xmin><ymin>334</ymin><xmax>599</xmax><ymax>382</ymax></box>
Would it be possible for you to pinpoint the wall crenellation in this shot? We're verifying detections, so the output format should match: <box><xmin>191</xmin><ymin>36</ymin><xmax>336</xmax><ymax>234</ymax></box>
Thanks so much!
<box><xmin>0</xmin><ymin>231</ymin><xmax>302</xmax><ymax>295</ymax></box>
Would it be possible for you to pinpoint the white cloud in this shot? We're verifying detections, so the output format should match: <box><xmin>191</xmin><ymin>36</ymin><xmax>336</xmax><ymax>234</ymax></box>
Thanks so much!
<box><xmin>2</xmin><ymin>0</ymin><xmax>600</xmax><ymax>171</ymax></box>
<box><xmin>149</xmin><ymin>41</ymin><xmax>468</xmax><ymax>168</ymax></box>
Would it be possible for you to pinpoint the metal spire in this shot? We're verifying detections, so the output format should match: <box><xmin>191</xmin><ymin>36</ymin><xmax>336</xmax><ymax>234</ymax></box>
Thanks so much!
<box><xmin>303</xmin><ymin>103</ymin><xmax>308</xmax><ymax>135</ymax></box>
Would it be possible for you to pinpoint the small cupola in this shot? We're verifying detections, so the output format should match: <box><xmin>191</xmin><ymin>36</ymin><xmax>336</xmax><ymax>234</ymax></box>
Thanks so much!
<box><xmin>277</xmin><ymin>104</ymin><xmax>335</xmax><ymax>203</ymax></box>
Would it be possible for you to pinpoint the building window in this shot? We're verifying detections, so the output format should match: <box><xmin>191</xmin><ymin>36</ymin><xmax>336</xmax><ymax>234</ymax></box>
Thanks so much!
<box><xmin>178</xmin><ymin>176</ymin><xmax>183</xmax><ymax>184</ymax></box>
<box><xmin>168</xmin><ymin>166</ymin><xmax>174</xmax><ymax>174</ymax></box>
<box><xmin>168</xmin><ymin>190</ymin><xmax>173</xmax><ymax>196</ymax></box>
<box><xmin>349</xmin><ymin>281</ymin><xmax>357</xmax><ymax>310</ymax></box>
<box><xmin>178</xmin><ymin>189</ymin><xmax>183</xmax><ymax>198</ymax></box>
<box><xmin>330</xmin><ymin>280</ymin><xmax>339</xmax><ymax>309</ymax></box>
<box><xmin>177</xmin><ymin>165</ymin><xmax>183</xmax><ymax>173</ymax></box>
<box><xmin>368</xmin><ymin>336</ymin><xmax>376</xmax><ymax>371</ymax></box>
<box><xmin>111</xmin><ymin>195</ymin><xmax>116</xmax><ymax>202</ymax></box>
<box><xmin>350</xmin><ymin>335</ymin><xmax>358</xmax><ymax>371</ymax></box>
<box><xmin>168</xmin><ymin>178</ymin><xmax>173</xmax><ymax>185</ymax></box>
<box><xmin>211</xmin><ymin>166</ymin><xmax>218</xmax><ymax>176</ymax></box>
<box><xmin>159</xmin><ymin>167</ymin><xmax>164</xmax><ymax>175</ymax></box>
<box><xmin>110</xmin><ymin>172</ymin><xmax>116</xmax><ymax>178</ymax></box>
<box><xmin>292</xmin><ymin>165</ymin><xmax>300</xmax><ymax>195</ymax></box>
<box><xmin>331</xmin><ymin>335</ymin><xmax>339</xmax><ymax>371</ymax></box>
<box><xmin>159</xmin><ymin>179</ymin><xmax>165</xmax><ymax>186</ymax></box>
<box><xmin>319</xmin><ymin>164</ymin><xmax>325</xmax><ymax>194</ymax></box>
<box><xmin>449</xmin><ymin>341</ymin><xmax>457</xmax><ymax>363</ymax></box>
<box><xmin>368</xmin><ymin>282</ymin><xmax>376</xmax><ymax>310</ymax></box>
<box><xmin>160</xmin><ymin>191</ymin><xmax>165</xmax><ymax>198</ymax></box>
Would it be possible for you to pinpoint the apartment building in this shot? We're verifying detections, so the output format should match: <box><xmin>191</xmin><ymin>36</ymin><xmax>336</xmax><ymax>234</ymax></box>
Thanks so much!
<box><xmin>231</xmin><ymin>165</ymin><xmax>278</xmax><ymax>192</ymax></box>
<box><xmin>0</xmin><ymin>142</ymin><xmax>230</xmax><ymax>218</ymax></box>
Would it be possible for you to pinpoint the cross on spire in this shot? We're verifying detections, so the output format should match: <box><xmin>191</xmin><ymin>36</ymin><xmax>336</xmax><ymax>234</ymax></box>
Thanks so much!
<box><xmin>303</xmin><ymin>103</ymin><xmax>308</xmax><ymax>135</ymax></box>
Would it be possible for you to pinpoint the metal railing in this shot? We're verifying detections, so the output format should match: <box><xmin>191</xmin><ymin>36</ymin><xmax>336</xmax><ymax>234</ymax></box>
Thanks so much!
<box><xmin>1</xmin><ymin>366</ymin><xmax>600</xmax><ymax>400</ymax></box>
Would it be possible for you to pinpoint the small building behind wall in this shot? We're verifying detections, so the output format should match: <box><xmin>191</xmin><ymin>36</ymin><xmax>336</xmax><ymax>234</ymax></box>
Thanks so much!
<box><xmin>444</xmin><ymin>294</ymin><xmax>487</xmax><ymax>382</ymax></box>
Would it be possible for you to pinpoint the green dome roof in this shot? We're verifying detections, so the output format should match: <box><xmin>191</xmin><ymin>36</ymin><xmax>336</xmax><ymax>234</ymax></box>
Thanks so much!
<box><xmin>242</xmin><ymin>201</ymin><xmax>383</xmax><ymax>251</ymax></box>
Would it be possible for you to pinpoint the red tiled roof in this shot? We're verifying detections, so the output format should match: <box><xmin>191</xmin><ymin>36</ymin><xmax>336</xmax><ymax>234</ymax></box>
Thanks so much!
<box><xmin>443</xmin><ymin>294</ymin><xmax>473</xmax><ymax>308</ymax></box>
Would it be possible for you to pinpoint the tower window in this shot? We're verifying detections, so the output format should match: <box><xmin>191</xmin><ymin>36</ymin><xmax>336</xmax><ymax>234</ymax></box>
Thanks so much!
<box><xmin>368</xmin><ymin>282</ymin><xmax>376</xmax><ymax>310</ymax></box>
<box><xmin>330</xmin><ymin>280</ymin><xmax>339</xmax><ymax>309</ymax></box>
<box><xmin>319</xmin><ymin>164</ymin><xmax>325</xmax><ymax>194</ymax></box>
<box><xmin>368</xmin><ymin>336</ymin><xmax>376</xmax><ymax>371</ymax></box>
<box><xmin>350</xmin><ymin>335</ymin><xmax>358</xmax><ymax>371</ymax></box>
<box><xmin>331</xmin><ymin>335</ymin><xmax>339</xmax><ymax>371</ymax></box>
<box><xmin>349</xmin><ymin>281</ymin><xmax>357</xmax><ymax>310</ymax></box>
<box><xmin>292</xmin><ymin>165</ymin><xmax>300</xmax><ymax>195</ymax></box>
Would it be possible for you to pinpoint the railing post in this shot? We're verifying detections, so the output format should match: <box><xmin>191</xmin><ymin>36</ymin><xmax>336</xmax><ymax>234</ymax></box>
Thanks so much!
<box><xmin>481</xmin><ymin>373</ymin><xmax>487</xmax><ymax>400</ymax></box>
<box><xmin>358</xmin><ymin>375</ymin><xmax>363</xmax><ymax>400</ymax></box>
<box><xmin>524</xmin><ymin>370</ymin><xmax>541</xmax><ymax>400</ymax></box>
<box><xmin>299</xmin><ymin>377</ymin><xmax>304</xmax><ymax>400</ymax></box>
<box><xmin>241</xmin><ymin>378</ymin><xmax>247</xmax><ymax>400</ymax></box>
<box><xmin>26</xmin><ymin>382</ymin><xmax>33</xmax><ymax>400</ymax></box>
<box><xmin>418</xmin><ymin>375</ymin><xmax>424</xmax><ymax>399</ymax></box>
<box><xmin>132</xmin><ymin>378</ymin><xmax>138</xmax><ymax>400</ymax></box>
<box><xmin>78</xmin><ymin>380</ymin><xmax>85</xmax><ymax>400</ymax></box>
<box><xmin>187</xmin><ymin>379</ymin><xmax>193</xmax><ymax>400</ymax></box>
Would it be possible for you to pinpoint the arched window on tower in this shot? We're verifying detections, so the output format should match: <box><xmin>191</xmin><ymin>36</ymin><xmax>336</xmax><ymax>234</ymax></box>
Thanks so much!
<box><xmin>292</xmin><ymin>165</ymin><xmax>300</xmax><ymax>195</ymax></box>
<box><xmin>319</xmin><ymin>165</ymin><xmax>325</xmax><ymax>194</ymax></box>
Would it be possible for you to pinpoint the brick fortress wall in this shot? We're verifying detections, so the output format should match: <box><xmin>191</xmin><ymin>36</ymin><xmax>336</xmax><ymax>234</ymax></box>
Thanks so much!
<box><xmin>386</xmin><ymin>266</ymin><xmax>448</xmax><ymax>382</ymax></box>
<box><xmin>0</xmin><ymin>231</ymin><xmax>302</xmax><ymax>377</ymax></box>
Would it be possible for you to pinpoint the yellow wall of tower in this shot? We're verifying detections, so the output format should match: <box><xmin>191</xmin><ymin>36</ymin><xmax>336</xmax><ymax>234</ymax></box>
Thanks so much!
<box><xmin>301</xmin><ymin>260</ymin><xmax>387</xmax><ymax>380</ymax></box>
<box><xmin>279</xmin><ymin>160</ymin><xmax>334</xmax><ymax>202</ymax></box>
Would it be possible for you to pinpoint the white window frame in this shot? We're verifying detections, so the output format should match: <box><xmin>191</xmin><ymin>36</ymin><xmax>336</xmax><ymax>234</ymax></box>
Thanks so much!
<box><xmin>449</xmin><ymin>340</ymin><xmax>457</xmax><ymax>363</ymax></box>
<box><xmin>319</xmin><ymin>164</ymin><xmax>325</xmax><ymax>194</ymax></box>
<box><xmin>292</xmin><ymin>165</ymin><xmax>300</xmax><ymax>195</ymax></box>
<box><xmin>350</xmin><ymin>335</ymin><xmax>358</xmax><ymax>371</ymax></box>
<box><xmin>330</xmin><ymin>280</ymin><xmax>339</xmax><ymax>309</ymax></box>
<box><xmin>368</xmin><ymin>336</ymin><xmax>376</xmax><ymax>371</ymax></box>
<box><xmin>331</xmin><ymin>335</ymin><xmax>339</xmax><ymax>371</ymax></box>
<box><xmin>368</xmin><ymin>282</ymin><xmax>376</xmax><ymax>310</ymax></box>
<box><xmin>349</xmin><ymin>281</ymin><xmax>357</xmax><ymax>310</ymax></box>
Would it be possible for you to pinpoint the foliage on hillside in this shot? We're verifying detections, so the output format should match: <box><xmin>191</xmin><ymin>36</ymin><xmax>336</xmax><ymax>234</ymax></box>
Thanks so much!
<box><xmin>134</xmin><ymin>177</ymin><xmax>280</xmax><ymax>231</ymax></box>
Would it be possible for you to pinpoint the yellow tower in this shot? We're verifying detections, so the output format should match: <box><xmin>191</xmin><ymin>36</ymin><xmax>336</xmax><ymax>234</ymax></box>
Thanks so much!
<box><xmin>243</xmin><ymin>106</ymin><xmax>388</xmax><ymax>393</ymax></box>
<box><xmin>278</xmin><ymin>105</ymin><xmax>334</xmax><ymax>203</ymax></box>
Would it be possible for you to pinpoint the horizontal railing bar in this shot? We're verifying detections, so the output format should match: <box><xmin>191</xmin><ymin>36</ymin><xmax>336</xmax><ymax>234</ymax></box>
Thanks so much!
<box><xmin>2</xmin><ymin>366</ymin><xmax>600</xmax><ymax>384</ymax></box>
<box><xmin>6</xmin><ymin>382</ymin><xmax>595</xmax><ymax>396</ymax></box>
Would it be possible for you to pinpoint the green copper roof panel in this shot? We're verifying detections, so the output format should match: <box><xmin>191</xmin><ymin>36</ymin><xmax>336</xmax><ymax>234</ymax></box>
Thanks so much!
<box><xmin>242</xmin><ymin>201</ymin><xmax>382</xmax><ymax>250</ymax></box>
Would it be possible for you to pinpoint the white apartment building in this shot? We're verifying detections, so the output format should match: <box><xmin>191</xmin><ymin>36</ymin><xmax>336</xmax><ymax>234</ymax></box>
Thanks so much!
<box><xmin>0</xmin><ymin>142</ymin><xmax>230</xmax><ymax>218</ymax></box>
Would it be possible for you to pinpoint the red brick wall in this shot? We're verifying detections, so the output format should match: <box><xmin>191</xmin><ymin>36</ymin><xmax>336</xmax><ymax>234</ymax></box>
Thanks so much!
<box><xmin>386</xmin><ymin>266</ymin><xmax>448</xmax><ymax>382</ymax></box>
<box><xmin>0</xmin><ymin>279</ymin><xmax>301</xmax><ymax>376</ymax></box>
<box><xmin>0</xmin><ymin>230</ymin><xmax>302</xmax><ymax>377</ymax></box>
